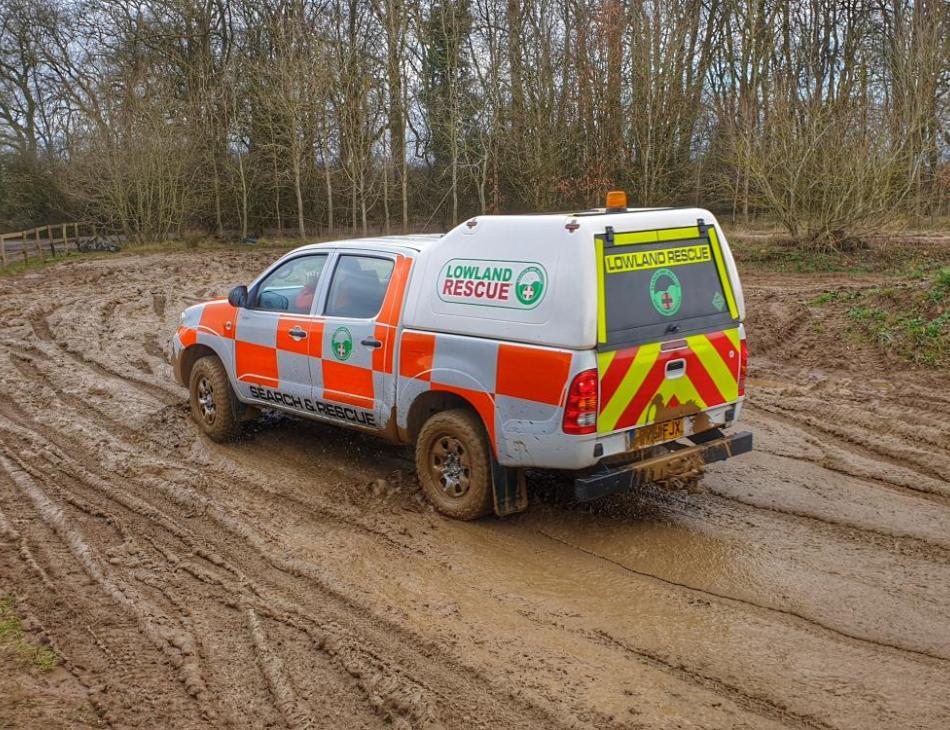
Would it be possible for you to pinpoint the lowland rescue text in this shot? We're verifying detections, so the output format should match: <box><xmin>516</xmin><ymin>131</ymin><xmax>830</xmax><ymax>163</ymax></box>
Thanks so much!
<box><xmin>248</xmin><ymin>385</ymin><xmax>377</xmax><ymax>427</ymax></box>
<box><xmin>604</xmin><ymin>243</ymin><xmax>711</xmax><ymax>274</ymax></box>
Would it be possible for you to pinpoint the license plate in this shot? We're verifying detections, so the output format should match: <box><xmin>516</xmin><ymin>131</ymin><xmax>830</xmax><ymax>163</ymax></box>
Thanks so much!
<box><xmin>633</xmin><ymin>418</ymin><xmax>685</xmax><ymax>448</ymax></box>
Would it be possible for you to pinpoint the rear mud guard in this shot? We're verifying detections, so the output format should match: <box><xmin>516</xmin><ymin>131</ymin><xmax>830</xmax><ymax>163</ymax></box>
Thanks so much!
<box><xmin>574</xmin><ymin>430</ymin><xmax>753</xmax><ymax>503</ymax></box>
<box><xmin>491</xmin><ymin>457</ymin><xmax>528</xmax><ymax>516</ymax></box>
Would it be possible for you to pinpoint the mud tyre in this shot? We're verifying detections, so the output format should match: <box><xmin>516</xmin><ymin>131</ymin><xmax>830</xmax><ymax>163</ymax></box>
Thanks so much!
<box><xmin>189</xmin><ymin>356</ymin><xmax>242</xmax><ymax>442</ymax></box>
<box><xmin>416</xmin><ymin>409</ymin><xmax>493</xmax><ymax>520</ymax></box>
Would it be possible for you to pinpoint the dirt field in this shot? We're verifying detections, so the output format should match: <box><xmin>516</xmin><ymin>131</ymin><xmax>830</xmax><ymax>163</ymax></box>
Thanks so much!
<box><xmin>1</xmin><ymin>249</ymin><xmax>948</xmax><ymax>729</ymax></box>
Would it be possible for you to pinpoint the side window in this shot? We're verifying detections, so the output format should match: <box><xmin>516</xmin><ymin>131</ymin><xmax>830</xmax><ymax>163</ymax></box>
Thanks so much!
<box><xmin>253</xmin><ymin>255</ymin><xmax>328</xmax><ymax>314</ymax></box>
<box><xmin>325</xmin><ymin>255</ymin><xmax>395</xmax><ymax>319</ymax></box>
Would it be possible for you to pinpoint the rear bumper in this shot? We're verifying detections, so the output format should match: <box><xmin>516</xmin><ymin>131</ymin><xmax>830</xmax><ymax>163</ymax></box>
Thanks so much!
<box><xmin>573</xmin><ymin>430</ymin><xmax>752</xmax><ymax>503</ymax></box>
<box><xmin>498</xmin><ymin>400</ymin><xmax>744</xmax><ymax>471</ymax></box>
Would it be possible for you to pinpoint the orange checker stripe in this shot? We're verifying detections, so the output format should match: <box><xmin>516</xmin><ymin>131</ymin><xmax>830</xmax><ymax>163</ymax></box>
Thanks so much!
<box><xmin>235</xmin><ymin>341</ymin><xmax>278</xmax><ymax>386</ymax></box>
<box><xmin>496</xmin><ymin>344</ymin><xmax>573</xmax><ymax>406</ymax></box>
<box><xmin>399</xmin><ymin>331</ymin><xmax>435</xmax><ymax>380</ymax></box>
<box><xmin>323</xmin><ymin>360</ymin><xmax>374</xmax><ymax>408</ymax></box>
<box><xmin>309</xmin><ymin>320</ymin><xmax>324</xmax><ymax>359</ymax></box>
<box><xmin>198</xmin><ymin>300</ymin><xmax>236</xmax><ymax>339</ymax></box>
<box><xmin>432</xmin><ymin>384</ymin><xmax>497</xmax><ymax>452</ymax></box>
<box><xmin>377</xmin><ymin>257</ymin><xmax>413</xmax><ymax>326</ymax></box>
<box><xmin>178</xmin><ymin>325</ymin><xmax>197</xmax><ymax>348</ymax></box>
<box><xmin>275</xmin><ymin>317</ymin><xmax>313</xmax><ymax>356</ymax></box>
<box><xmin>373</xmin><ymin>324</ymin><xmax>395</xmax><ymax>374</ymax></box>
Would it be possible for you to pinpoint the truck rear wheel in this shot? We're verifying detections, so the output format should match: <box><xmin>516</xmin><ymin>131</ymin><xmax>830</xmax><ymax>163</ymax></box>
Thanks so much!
<box><xmin>189</xmin><ymin>356</ymin><xmax>242</xmax><ymax>442</ymax></box>
<box><xmin>416</xmin><ymin>409</ymin><xmax>493</xmax><ymax>520</ymax></box>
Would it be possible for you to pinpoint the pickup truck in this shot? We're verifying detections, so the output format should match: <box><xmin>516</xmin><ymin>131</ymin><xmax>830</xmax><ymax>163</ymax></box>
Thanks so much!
<box><xmin>172</xmin><ymin>193</ymin><xmax>752</xmax><ymax>519</ymax></box>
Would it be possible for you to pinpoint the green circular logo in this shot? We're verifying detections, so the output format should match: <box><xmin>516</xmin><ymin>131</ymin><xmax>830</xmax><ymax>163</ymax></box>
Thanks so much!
<box><xmin>331</xmin><ymin>326</ymin><xmax>353</xmax><ymax>361</ymax></box>
<box><xmin>650</xmin><ymin>268</ymin><xmax>682</xmax><ymax>316</ymax></box>
<box><xmin>515</xmin><ymin>266</ymin><xmax>546</xmax><ymax>307</ymax></box>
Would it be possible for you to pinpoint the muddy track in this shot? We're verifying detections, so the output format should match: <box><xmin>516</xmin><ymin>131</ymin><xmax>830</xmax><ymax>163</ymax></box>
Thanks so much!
<box><xmin>1</xmin><ymin>251</ymin><xmax>948</xmax><ymax>729</ymax></box>
<box><xmin>535</xmin><ymin>528</ymin><xmax>949</xmax><ymax>664</ymax></box>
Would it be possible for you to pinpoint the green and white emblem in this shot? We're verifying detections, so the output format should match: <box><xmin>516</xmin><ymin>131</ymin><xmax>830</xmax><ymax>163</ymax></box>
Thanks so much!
<box><xmin>712</xmin><ymin>291</ymin><xmax>726</xmax><ymax>312</ymax></box>
<box><xmin>650</xmin><ymin>268</ymin><xmax>682</xmax><ymax>316</ymax></box>
<box><xmin>515</xmin><ymin>266</ymin><xmax>545</xmax><ymax>306</ymax></box>
<box><xmin>331</xmin><ymin>326</ymin><xmax>352</xmax><ymax>361</ymax></box>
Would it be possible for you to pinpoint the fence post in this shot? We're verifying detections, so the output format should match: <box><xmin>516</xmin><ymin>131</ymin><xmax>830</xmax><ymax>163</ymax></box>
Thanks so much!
<box><xmin>0</xmin><ymin>234</ymin><xmax>6</xmax><ymax>267</ymax></box>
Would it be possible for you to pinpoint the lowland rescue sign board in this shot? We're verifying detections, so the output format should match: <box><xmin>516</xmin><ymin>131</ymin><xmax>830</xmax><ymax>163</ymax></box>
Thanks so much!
<box><xmin>437</xmin><ymin>259</ymin><xmax>548</xmax><ymax>309</ymax></box>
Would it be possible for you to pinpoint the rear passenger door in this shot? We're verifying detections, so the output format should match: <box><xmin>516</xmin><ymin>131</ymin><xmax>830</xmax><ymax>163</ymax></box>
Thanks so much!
<box><xmin>315</xmin><ymin>253</ymin><xmax>398</xmax><ymax>431</ymax></box>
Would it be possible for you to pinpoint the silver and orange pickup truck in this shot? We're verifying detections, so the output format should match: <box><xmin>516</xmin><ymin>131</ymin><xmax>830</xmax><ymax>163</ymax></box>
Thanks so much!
<box><xmin>172</xmin><ymin>193</ymin><xmax>752</xmax><ymax>519</ymax></box>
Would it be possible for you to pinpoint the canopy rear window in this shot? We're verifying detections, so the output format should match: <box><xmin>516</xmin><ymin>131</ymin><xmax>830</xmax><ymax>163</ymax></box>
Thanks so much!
<box><xmin>596</xmin><ymin>222</ymin><xmax>738</xmax><ymax>348</ymax></box>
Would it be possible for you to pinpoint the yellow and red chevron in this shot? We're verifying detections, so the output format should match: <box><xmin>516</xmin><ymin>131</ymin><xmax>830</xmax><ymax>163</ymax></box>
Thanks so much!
<box><xmin>597</xmin><ymin>328</ymin><xmax>741</xmax><ymax>433</ymax></box>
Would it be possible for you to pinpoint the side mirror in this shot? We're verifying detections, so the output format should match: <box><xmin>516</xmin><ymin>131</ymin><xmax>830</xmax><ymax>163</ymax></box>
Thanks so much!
<box><xmin>228</xmin><ymin>285</ymin><xmax>248</xmax><ymax>308</ymax></box>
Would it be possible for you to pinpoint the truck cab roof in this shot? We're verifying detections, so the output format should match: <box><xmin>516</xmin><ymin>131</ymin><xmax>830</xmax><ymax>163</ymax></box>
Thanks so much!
<box><xmin>288</xmin><ymin>233</ymin><xmax>443</xmax><ymax>256</ymax></box>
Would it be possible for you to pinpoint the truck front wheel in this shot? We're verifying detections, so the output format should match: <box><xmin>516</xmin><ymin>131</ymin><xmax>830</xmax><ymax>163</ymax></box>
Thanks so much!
<box><xmin>415</xmin><ymin>409</ymin><xmax>493</xmax><ymax>520</ymax></box>
<box><xmin>189</xmin><ymin>355</ymin><xmax>242</xmax><ymax>442</ymax></box>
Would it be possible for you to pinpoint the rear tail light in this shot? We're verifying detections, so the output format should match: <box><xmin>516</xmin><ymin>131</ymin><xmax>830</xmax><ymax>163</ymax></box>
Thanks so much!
<box><xmin>563</xmin><ymin>369</ymin><xmax>598</xmax><ymax>434</ymax></box>
<box><xmin>738</xmin><ymin>339</ymin><xmax>748</xmax><ymax>396</ymax></box>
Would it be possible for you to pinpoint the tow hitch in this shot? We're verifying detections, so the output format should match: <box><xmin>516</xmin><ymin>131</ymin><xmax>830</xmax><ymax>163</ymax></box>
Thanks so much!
<box><xmin>573</xmin><ymin>430</ymin><xmax>753</xmax><ymax>503</ymax></box>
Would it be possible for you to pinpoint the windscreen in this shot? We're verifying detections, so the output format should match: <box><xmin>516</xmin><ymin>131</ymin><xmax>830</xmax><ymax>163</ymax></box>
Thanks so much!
<box><xmin>596</xmin><ymin>223</ymin><xmax>738</xmax><ymax>348</ymax></box>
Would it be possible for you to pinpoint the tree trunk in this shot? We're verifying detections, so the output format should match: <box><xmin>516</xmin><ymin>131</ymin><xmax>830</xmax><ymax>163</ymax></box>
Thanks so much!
<box><xmin>292</xmin><ymin>154</ymin><xmax>306</xmax><ymax>238</ymax></box>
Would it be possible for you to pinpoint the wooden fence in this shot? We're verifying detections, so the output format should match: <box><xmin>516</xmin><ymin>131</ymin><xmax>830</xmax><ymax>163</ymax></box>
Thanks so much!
<box><xmin>0</xmin><ymin>223</ymin><xmax>95</xmax><ymax>267</ymax></box>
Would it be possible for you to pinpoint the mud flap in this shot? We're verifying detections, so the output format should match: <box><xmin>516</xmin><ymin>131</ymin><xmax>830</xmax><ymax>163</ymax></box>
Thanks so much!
<box><xmin>491</xmin><ymin>457</ymin><xmax>528</xmax><ymax>517</ymax></box>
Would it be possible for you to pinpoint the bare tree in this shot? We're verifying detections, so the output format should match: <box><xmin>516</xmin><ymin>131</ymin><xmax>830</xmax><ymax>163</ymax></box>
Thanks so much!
<box><xmin>0</xmin><ymin>0</ymin><xmax>946</xmax><ymax>244</ymax></box>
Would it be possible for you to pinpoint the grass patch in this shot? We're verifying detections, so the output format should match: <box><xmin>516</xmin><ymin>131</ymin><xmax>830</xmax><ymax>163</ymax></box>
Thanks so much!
<box><xmin>118</xmin><ymin>236</ymin><xmax>297</xmax><ymax>255</ymax></box>
<box><xmin>0</xmin><ymin>233</ymin><xmax>345</xmax><ymax>278</ymax></box>
<box><xmin>847</xmin><ymin>305</ymin><xmax>888</xmax><ymax>323</ymax></box>
<box><xmin>926</xmin><ymin>267</ymin><xmax>950</xmax><ymax>302</ymax></box>
<box><xmin>732</xmin><ymin>244</ymin><xmax>876</xmax><ymax>273</ymax></box>
<box><xmin>809</xmin><ymin>269</ymin><xmax>950</xmax><ymax>367</ymax></box>
<box><xmin>0</xmin><ymin>251</ymin><xmax>90</xmax><ymax>278</ymax></box>
<box><xmin>727</xmin><ymin>228</ymin><xmax>950</xmax><ymax>275</ymax></box>
<box><xmin>809</xmin><ymin>290</ymin><xmax>863</xmax><ymax>306</ymax></box>
<box><xmin>0</xmin><ymin>595</ymin><xmax>58</xmax><ymax>672</ymax></box>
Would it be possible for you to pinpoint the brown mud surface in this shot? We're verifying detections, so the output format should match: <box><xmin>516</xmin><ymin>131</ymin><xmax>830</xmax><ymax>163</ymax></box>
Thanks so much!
<box><xmin>0</xmin><ymin>251</ymin><xmax>948</xmax><ymax>729</ymax></box>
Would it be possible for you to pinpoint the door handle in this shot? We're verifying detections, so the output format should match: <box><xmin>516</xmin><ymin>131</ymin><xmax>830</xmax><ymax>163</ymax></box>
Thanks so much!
<box><xmin>288</xmin><ymin>326</ymin><xmax>307</xmax><ymax>341</ymax></box>
<box><xmin>361</xmin><ymin>337</ymin><xmax>382</xmax><ymax>349</ymax></box>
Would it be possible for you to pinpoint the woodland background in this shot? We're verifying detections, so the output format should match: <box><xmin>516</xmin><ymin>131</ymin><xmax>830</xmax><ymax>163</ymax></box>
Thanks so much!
<box><xmin>0</xmin><ymin>0</ymin><xmax>947</xmax><ymax>249</ymax></box>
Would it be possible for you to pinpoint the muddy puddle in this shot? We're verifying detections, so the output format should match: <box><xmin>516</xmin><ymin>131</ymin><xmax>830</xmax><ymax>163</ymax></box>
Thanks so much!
<box><xmin>1</xmin><ymin>250</ymin><xmax>948</xmax><ymax>729</ymax></box>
